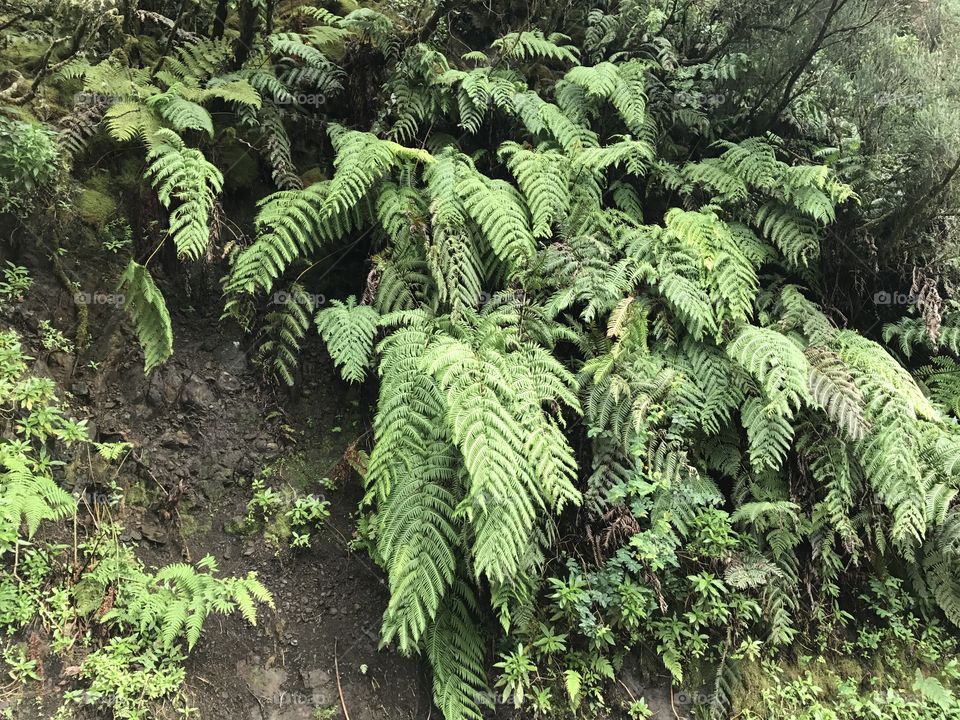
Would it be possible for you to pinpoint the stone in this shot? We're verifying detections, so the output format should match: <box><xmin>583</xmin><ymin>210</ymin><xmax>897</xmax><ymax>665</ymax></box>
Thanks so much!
<box><xmin>161</xmin><ymin>430</ymin><xmax>193</xmax><ymax>449</ymax></box>
<box><xmin>70</xmin><ymin>381</ymin><xmax>90</xmax><ymax>398</ymax></box>
<box><xmin>181</xmin><ymin>377</ymin><xmax>215</xmax><ymax>410</ymax></box>
<box><xmin>216</xmin><ymin>370</ymin><xmax>241</xmax><ymax>394</ymax></box>
<box><xmin>300</xmin><ymin>669</ymin><xmax>337</xmax><ymax>707</ymax></box>
<box><xmin>147</xmin><ymin>368</ymin><xmax>183</xmax><ymax>406</ymax></box>
<box><xmin>140</xmin><ymin>514</ymin><xmax>167</xmax><ymax>544</ymax></box>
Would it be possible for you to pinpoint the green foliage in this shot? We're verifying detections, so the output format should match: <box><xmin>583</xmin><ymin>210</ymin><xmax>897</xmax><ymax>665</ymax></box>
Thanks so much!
<box><xmin>0</xmin><ymin>263</ymin><xmax>32</xmax><ymax>302</ymax></box>
<box><xmin>735</xmin><ymin>578</ymin><xmax>960</xmax><ymax>719</ymax></box>
<box><xmin>255</xmin><ymin>283</ymin><xmax>316</xmax><ymax>386</ymax></box>
<box><xmin>315</xmin><ymin>296</ymin><xmax>380</xmax><ymax>383</ymax></box>
<box><xmin>243</xmin><ymin>465</ymin><xmax>331</xmax><ymax>549</ymax></box>
<box><xmin>205</xmin><ymin>8</ymin><xmax>960</xmax><ymax>713</ymax></box>
<box><xmin>145</xmin><ymin>129</ymin><xmax>223</xmax><ymax>261</ymax></box>
<box><xmin>117</xmin><ymin>260</ymin><xmax>174</xmax><ymax>374</ymax></box>
<box><xmin>0</xmin><ymin>117</ymin><xmax>61</xmax><ymax>217</ymax></box>
<box><xmin>0</xmin><ymin>327</ymin><xmax>273</xmax><ymax>718</ymax></box>
<box><xmin>7</xmin><ymin>0</ymin><xmax>960</xmax><ymax>718</ymax></box>
<box><xmin>492</xmin><ymin>31</ymin><xmax>580</xmax><ymax>65</ymax></box>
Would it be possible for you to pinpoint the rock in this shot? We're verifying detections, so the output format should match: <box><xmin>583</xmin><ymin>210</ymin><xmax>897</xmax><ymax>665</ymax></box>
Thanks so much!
<box><xmin>216</xmin><ymin>370</ymin><xmax>241</xmax><ymax>394</ymax></box>
<box><xmin>161</xmin><ymin>430</ymin><xmax>193</xmax><ymax>449</ymax></box>
<box><xmin>221</xmin><ymin>449</ymin><xmax>243</xmax><ymax>468</ymax></box>
<box><xmin>140</xmin><ymin>514</ymin><xmax>168</xmax><ymax>544</ymax></box>
<box><xmin>300</xmin><ymin>669</ymin><xmax>337</xmax><ymax>707</ymax></box>
<box><xmin>181</xmin><ymin>377</ymin><xmax>215</xmax><ymax>410</ymax></box>
<box><xmin>147</xmin><ymin>368</ymin><xmax>183</xmax><ymax>406</ymax></box>
<box><xmin>70</xmin><ymin>381</ymin><xmax>90</xmax><ymax>398</ymax></box>
<box><xmin>213</xmin><ymin>340</ymin><xmax>247</xmax><ymax>374</ymax></box>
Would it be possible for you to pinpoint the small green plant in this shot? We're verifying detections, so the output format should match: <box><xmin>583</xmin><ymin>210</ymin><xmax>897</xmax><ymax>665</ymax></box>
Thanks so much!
<box><xmin>245</xmin><ymin>472</ymin><xmax>330</xmax><ymax>549</ymax></box>
<box><xmin>101</xmin><ymin>218</ymin><xmax>133</xmax><ymax>253</ymax></box>
<box><xmin>2</xmin><ymin>645</ymin><xmax>39</xmax><ymax>683</ymax></box>
<box><xmin>286</xmin><ymin>495</ymin><xmax>331</xmax><ymax>548</ymax></box>
<box><xmin>38</xmin><ymin>320</ymin><xmax>74</xmax><ymax>354</ymax></box>
<box><xmin>246</xmin><ymin>476</ymin><xmax>283</xmax><ymax>524</ymax></box>
<box><xmin>0</xmin><ymin>327</ymin><xmax>273</xmax><ymax>718</ymax></box>
<box><xmin>0</xmin><ymin>117</ymin><xmax>60</xmax><ymax>218</ymax></box>
<box><xmin>0</xmin><ymin>262</ymin><xmax>31</xmax><ymax>302</ymax></box>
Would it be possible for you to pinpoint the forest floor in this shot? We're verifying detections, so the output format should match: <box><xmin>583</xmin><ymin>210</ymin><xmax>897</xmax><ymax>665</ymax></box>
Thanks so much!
<box><xmin>3</xmin><ymin>242</ymin><xmax>430</xmax><ymax>719</ymax></box>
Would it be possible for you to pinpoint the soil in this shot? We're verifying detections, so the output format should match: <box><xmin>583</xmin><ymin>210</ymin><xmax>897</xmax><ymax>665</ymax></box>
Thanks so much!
<box><xmin>1</xmin><ymin>243</ymin><xmax>426</xmax><ymax>720</ymax></box>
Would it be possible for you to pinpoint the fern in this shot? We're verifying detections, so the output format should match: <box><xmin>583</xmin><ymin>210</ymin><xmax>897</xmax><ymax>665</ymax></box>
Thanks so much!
<box><xmin>727</xmin><ymin>325</ymin><xmax>812</xmax><ymax>414</ymax></box>
<box><xmin>144</xmin><ymin>129</ymin><xmax>223</xmax><ymax>260</ymax></box>
<box><xmin>423</xmin><ymin>579</ymin><xmax>492</xmax><ymax>720</ymax></box>
<box><xmin>499</xmin><ymin>142</ymin><xmax>571</xmax><ymax>239</ymax></box>
<box><xmin>493</xmin><ymin>31</ymin><xmax>580</xmax><ymax>66</ymax></box>
<box><xmin>117</xmin><ymin>261</ymin><xmax>174</xmax><ymax>374</ymax></box>
<box><xmin>917</xmin><ymin>356</ymin><xmax>960</xmax><ymax>415</ymax></box>
<box><xmin>315</xmin><ymin>297</ymin><xmax>380</xmax><ymax>383</ymax></box>
<box><xmin>255</xmin><ymin>283</ymin><xmax>315</xmax><ymax>386</ymax></box>
<box><xmin>145</xmin><ymin>87</ymin><xmax>214</xmax><ymax>136</ymax></box>
<box><xmin>0</xmin><ymin>444</ymin><xmax>74</xmax><ymax>538</ymax></box>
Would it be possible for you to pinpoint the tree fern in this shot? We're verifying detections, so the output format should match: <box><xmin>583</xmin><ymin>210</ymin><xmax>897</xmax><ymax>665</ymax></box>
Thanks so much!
<box><xmin>423</xmin><ymin>579</ymin><xmax>492</xmax><ymax>720</ymax></box>
<box><xmin>727</xmin><ymin>325</ymin><xmax>812</xmax><ymax>414</ymax></box>
<box><xmin>493</xmin><ymin>31</ymin><xmax>580</xmax><ymax>66</ymax></box>
<box><xmin>255</xmin><ymin>283</ymin><xmax>315</xmax><ymax>386</ymax></box>
<box><xmin>117</xmin><ymin>261</ymin><xmax>174</xmax><ymax>374</ymax></box>
<box><xmin>499</xmin><ymin>142</ymin><xmax>571</xmax><ymax>239</ymax></box>
<box><xmin>144</xmin><ymin>129</ymin><xmax>223</xmax><ymax>261</ymax></box>
<box><xmin>315</xmin><ymin>296</ymin><xmax>380</xmax><ymax>383</ymax></box>
<box><xmin>145</xmin><ymin>87</ymin><xmax>214</xmax><ymax>136</ymax></box>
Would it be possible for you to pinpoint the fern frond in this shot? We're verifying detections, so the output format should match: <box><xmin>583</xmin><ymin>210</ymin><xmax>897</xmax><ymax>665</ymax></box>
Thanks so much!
<box><xmin>144</xmin><ymin>129</ymin><xmax>223</xmax><ymax>260</ymax></box>
<box><xmin>315</xmin><ymin>297</ymin><xmax>380</xmax><ymax>383</ymax></box>
<box><xmin>116</xmin><ymin>261</ymin><xmax>174</xmax><ymax>374</ymax></box>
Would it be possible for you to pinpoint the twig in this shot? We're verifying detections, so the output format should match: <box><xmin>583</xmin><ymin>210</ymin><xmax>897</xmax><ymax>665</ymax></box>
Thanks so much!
<box><xmin>334</xmin><ymin>640</ymin><xmax>351</xmax><ymax>720</ymax></box>
<box><xmin>244</xmin><ymin>680</ymin><xmax>266</xmax><ymax>720</ymax></box>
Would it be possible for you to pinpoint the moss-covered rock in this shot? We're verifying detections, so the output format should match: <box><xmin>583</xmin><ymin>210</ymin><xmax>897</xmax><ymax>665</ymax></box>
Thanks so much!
<box><xmin>74</xmin><ymin>187</ymin><xmax>118</xmax><ymax>228</ymax></box>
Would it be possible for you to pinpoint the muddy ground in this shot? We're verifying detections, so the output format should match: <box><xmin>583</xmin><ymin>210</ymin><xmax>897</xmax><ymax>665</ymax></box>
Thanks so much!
<box><xmin>3</xmin><ymin>240</ymin><xmax>432</xmax><ymax>719</ymax></box>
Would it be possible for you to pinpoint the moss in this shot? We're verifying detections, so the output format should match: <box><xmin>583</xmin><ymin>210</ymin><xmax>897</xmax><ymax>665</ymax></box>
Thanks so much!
<box><xmin>117</xmin><ymin>156</ymin><xmax>144</xmax><ymax>191</ymax></box>
<box><xmin>177</xmin><ymin>511</ymin><xmax>211</xmax><ymax>538</ymax></box>
<box><xmin>74</xmin><ymin>187</ymin><xmax>118</xmax><ymax>228</ymax></box>
<box><xmin>728</xmin><ymin>659</ymin><xmax>778</xmax><ymax>715</ymax></box>
<box><xmin>272</xmin><ymin>451</ymin><xmax>325</xmax><ymax>493</ymax></box>
<box><xmin>300</xmin><ymin>166</ymin><xmax>327</xmax><ymax>186</ymax></box>
<box><xmin>124</xmin><ymin>481</ymin><xmax>149</xmax><ymax>508</ymax></box>
<box><xmin>0</xmin><ymin>39</ymin><xmax>50</xmax><ymax>67</ymax></box>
